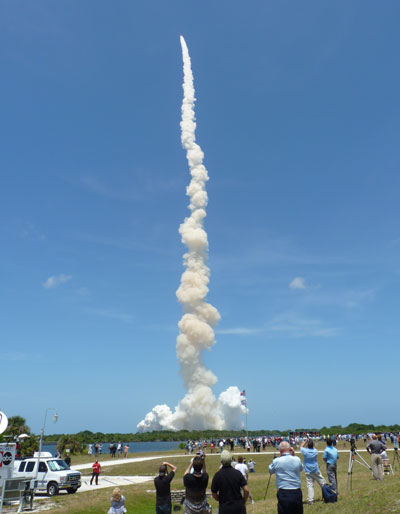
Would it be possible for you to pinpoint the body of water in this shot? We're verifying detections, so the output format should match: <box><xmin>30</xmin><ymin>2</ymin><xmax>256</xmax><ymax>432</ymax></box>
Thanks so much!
<box><xmin>42</xmin><ymin>440</ymin><xmax>181</xmax><ymax>456</ymax></box>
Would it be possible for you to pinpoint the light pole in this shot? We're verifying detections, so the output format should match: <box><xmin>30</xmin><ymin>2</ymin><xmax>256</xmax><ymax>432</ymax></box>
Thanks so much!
<box><xmin>35</xmin><ymin>408</ymin><xmax>58</xmax><ymax>481</ymax></box>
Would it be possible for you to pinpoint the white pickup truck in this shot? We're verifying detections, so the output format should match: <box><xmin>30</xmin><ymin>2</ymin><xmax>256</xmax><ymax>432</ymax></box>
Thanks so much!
<box><xmin>13</xmin><ymin>452</ymin><xmax>81</xmax><ymax>496</ymax></box>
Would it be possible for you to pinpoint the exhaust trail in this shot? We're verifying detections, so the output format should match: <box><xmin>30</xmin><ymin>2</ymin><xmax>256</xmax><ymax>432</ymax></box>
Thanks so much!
<box><xmin>137</xmin><ymin>36</ymin><xmax>245</xmax><ymax>432</ymax></box>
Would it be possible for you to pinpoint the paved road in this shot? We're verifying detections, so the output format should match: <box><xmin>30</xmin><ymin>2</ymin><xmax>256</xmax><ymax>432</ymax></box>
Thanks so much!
<box><xmin>72</xmin><ymin>454</ymin><xmax>186</xmax><ymax>471</ymax></box>
<box><xmin>79</xmin><ymin>474</ymin><xmax>153</xmax><ymax>492</ymax></box>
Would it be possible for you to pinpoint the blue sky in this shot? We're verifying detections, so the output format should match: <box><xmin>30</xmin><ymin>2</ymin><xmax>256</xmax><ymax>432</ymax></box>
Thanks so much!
<box><xmin>1</xmin><ymin>0</ymin><xmax>400</xmax><ymax>434</ymax></box>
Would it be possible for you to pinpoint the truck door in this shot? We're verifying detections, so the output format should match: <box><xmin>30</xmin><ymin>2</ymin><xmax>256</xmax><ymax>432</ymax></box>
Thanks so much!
<box><xmin>37</xmin><ymin>461</ymin><xmax>48</xmax><ymax>490</ymax></box>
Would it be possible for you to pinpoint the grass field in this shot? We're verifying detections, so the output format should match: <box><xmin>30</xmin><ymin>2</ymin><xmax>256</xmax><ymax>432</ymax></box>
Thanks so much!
<box><xmin>42</xmin><ymin>442</ymin><xmax>400</xmax><ymax>513</ymax></box>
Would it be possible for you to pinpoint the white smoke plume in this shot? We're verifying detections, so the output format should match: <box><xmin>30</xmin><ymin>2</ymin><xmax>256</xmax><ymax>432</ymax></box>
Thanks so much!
<box><xmin>137</xmin><ymin>37</ymin><xmax>246</xmax><ymax>432</ymax></box>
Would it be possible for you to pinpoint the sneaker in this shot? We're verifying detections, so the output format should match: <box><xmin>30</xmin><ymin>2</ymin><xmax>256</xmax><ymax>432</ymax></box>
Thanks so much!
<box><xmin>307</xmin><ymin>500</ymin><xmax>314</xmax><ymax>505</ymax></box>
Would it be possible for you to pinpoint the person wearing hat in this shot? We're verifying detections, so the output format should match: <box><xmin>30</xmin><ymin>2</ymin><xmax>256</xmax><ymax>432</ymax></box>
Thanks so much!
<box><xmin>154</xmin><ymin>461</ymin><xmax>177</xmax><ymax>514</ymax></box>
<box><xmin>183</xmin><ymin>454</ymin><xmax>210</xmax><ymax>514</ymax></box>
<box><xmin>211</xmin><ymin>450</ymin><xmax>249</xmax><ymax>513</ymax></box>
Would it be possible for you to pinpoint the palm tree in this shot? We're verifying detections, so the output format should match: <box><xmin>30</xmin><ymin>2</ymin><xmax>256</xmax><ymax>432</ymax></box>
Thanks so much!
<box><xmin>3</xmin><ymin>416</ymin><xmax>38</xmax><ymax>457</ymax></box>
<box><xmin>5</xmin><ymin>416</ymin><xmax>31</xmax><ymax>437</ymax></box>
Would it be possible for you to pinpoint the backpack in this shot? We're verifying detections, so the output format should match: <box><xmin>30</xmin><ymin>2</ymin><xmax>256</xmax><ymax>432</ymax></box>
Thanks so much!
<box><xmin>322</xmin><ymin>484</ymin><xmax>338</xmax><ymax>503</ymax></box>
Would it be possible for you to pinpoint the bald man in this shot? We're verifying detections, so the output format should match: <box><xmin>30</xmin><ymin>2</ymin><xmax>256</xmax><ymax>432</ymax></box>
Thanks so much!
<box><xmin>366</xmin><ymin>434</ymin><xmax>385</xmax><ymax>481</ymax></box>
<box><xmin>269</xmin><ymin>441</ymin><xmax>303</xmax><ymax>514</ymax></box>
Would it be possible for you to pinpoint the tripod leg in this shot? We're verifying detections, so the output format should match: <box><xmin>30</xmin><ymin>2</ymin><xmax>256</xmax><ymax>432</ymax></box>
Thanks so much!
<box><xmin>354</xmin><ymin>450</ymin><xmax>372</xmax><ymax>470</ymax></box>
<box><xmin>264</xmin><ymin>474</ymin><xmax>272</xmax><ymax>500</ymax></box>
<box><xmin>351</xmin><ymin>463</ymin><xmax>353</xmax><ymax>491</ymax></box>
<box><xmin>347</xmin><ymin>451</ymin><xmax>354</xmax><ymax>491</ymax></box>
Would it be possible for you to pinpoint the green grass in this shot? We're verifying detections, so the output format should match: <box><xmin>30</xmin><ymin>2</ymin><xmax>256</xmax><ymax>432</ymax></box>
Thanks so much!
<box><xmin>68</xmin><ymin>448</ymin><xmax>185</xmax><ymax>466</ymax></box>
<box><xmin>41</xmin><ymin>443</ymin><xmax>400</xmax><ymax>513</ymax></box>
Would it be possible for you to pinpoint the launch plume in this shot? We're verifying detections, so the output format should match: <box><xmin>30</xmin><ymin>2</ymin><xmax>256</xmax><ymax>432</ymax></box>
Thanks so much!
<box><xmin>137</xmin><ymin>36</ymin><xmax>245</xmax><ymax>432</ymax></box>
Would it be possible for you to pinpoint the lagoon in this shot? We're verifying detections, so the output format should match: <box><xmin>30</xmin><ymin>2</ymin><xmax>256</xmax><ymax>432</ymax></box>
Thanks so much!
<box><xmin>42</xmin><ymin>440</ymin><xmax>181</xmax><ymax>455</ymax></box>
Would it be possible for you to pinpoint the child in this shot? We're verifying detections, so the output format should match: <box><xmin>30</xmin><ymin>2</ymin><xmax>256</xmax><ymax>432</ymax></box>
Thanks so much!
<box><xmin>108</xmin><ymin>488</ymin><xmax>127</xmax><ymax>514</ymax></box>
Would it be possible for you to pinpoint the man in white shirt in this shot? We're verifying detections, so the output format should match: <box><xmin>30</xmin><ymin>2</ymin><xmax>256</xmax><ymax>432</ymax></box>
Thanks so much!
<box><xmin>235</xmin><ymin>456</ymin><xmax>254</xmax><ymax>504</ymax></box>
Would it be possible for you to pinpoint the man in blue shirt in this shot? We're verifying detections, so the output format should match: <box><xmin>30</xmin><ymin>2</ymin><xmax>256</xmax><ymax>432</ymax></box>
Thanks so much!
<box><xmin>269</xmin><ymin>441</ymin><xmax>303</xmax><ymax>513</ymax></box>
<box><xmin>323</xmin><ymin>438</ymin><xmax>338</xmax><ymax>492</ymax></box>
<box><xmin>300</xmin><ymin>439</ymin><xmax>326</xmax><ymax>504</ymax></box>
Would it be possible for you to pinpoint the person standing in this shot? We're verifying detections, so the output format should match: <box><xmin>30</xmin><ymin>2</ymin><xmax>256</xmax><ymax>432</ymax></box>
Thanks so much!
<box><xmin>366</xmin><ymin>434</ymin><xmax>385</xmax><ymax>481</ymax></box>
<box><xmin>64</xmin><ymin>453</ymin><xmax>71</xmax><ymax>468</ymax></box>
<box><xmin>248</xmin><ymin>459</ymin><xmax>255</xmax><ymax>473</ymax></box>
<box><xmin>154</xmin><ymin>461</ymin><xmax>177</xmax><ymax>514</ymax></box>
<box><xmin>124</xmin><ymin>444</ymin><xmax>129</xmax><ymax>458</ymax></box>
<box><xmin>90</xmin><ymin>459</ymin><xmax>101</xmax><ymax>485</ymax></box>
<box><xmin>183</xmin><ymin>455</ymin><xmax>210</xmax><ymax>514</ymax></box>
<box><xmin>211</xmin><ymin>450</ymin><xmax>249</xmax><ymax>514</ymax></box>
<box><xmin>300</xmin><ymin>439</ymin><xmax>326</xmax><ymax>505</ymax></box>
<box><xmin>235</xmin><ymin>456</ymin><xmax>255</xmax><ymax>504</ymax></box>
<box><xmin>323</xmin><ymin>439</ymin><xmax>338</xmax><ymax>492</ymax></box>
<box><xmin>269</xmin><ymin>441</ymin><xmax>303</xmax><ymax>514</ymax></box>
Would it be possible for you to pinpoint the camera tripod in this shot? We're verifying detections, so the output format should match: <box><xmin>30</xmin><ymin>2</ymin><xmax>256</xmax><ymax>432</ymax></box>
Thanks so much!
<box><xmin>346</xmin><ymin>443</ymin><xmax>372</xmax><ymax>491</ymax></box>
<box><xmin>392</xmin><ymin>448</ymin><xmax>400</xmax><ymax>471</ymax></box>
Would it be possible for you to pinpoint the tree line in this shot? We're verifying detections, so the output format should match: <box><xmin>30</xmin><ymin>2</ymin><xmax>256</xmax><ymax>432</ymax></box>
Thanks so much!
<box><xmin>44</xmin><ymin>422</ymin><xmax>400</xmax><ymax>444</ymax></box>
<box><xmin>2</xmin><ymin>416</ymin><xmax>399</xmax><ymax>458</ymax></box>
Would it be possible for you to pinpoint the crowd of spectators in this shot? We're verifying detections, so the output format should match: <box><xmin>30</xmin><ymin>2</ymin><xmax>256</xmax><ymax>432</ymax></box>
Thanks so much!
<box><xmin>169</xmin><ymin>432</ymin><xmax>399</xmax><ymax>513</ymax></box>
<box><xmin>98</xmin><ymin>431</ymin><xmax>399</xmax><ymax>513</ymax></box>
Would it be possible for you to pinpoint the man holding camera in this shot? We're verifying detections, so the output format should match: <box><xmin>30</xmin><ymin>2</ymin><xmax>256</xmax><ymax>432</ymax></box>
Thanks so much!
<box><xmin>183</xmin><ymin>453</ymin><xmax>210</xmax><ymax>514</ymax></box>
<box><xmin>300</xmin><ymin>438</ymin><xmax>326</xmax><ymax>505</ymax></box>
<box><xmin>269</xmin><ymin>441</ymin><xmax>303</xmax><ymax>513</ymax></box>
<box><xmin>154</xmin><ymin>461</ymin><xmax>177</xmax><ymax>514</ymax></box>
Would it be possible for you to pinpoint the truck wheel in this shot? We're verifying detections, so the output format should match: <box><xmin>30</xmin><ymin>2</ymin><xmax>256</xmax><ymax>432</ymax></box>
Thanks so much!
<box><xmin>67</xmin><ymin>488</ymin><xmax>78</xmax><ymax>494</ymax></box>
<box><xmin>47</xmin><ymin>482</ymin><xmax>59</xmax><ymax>496</ymax></box>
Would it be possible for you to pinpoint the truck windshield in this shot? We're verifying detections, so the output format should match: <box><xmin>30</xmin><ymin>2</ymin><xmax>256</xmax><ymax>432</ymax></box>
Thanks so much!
<box><xmin>47</xmin><ymin>460</ymin><xmax>70</xmax><ymax>472</ymax></box>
